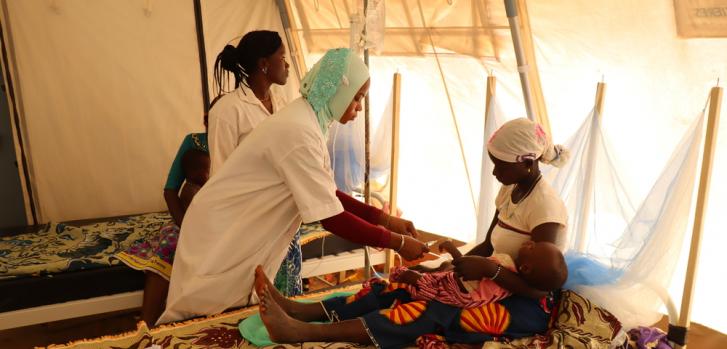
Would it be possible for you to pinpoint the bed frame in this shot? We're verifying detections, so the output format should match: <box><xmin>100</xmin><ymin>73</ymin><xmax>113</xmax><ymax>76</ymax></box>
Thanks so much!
<box><xmin>0</xmin><ymin>240</ymin><xmax>387</xmax><ymax>330</ymax></box>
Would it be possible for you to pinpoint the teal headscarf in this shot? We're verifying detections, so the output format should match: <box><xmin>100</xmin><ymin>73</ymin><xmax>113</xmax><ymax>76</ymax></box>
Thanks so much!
<box><xmin>300</xmin><ymin>48</ymin><xmax>370</xmax><ymax>135</ymax></box>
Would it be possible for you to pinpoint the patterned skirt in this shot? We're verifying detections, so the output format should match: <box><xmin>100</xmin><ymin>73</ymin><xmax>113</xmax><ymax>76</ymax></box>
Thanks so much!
<box><xmin>273</xmin><ymin>229</ymin><xmax>303</xmax><ymax>297</ymax></box>
<box><xmin>116</xmin><ymin>222</ymin><xmax>304</xmax><ymax>294</ymax></box>
<box><xmin>115</xmin><ymin>221</ymin><xmax>179</xmax><ymax>280</ymax></box>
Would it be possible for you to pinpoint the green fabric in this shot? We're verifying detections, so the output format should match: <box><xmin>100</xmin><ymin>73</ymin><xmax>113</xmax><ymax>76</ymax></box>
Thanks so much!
<box><xmin>238</xmin><ymin>291</ymin><xmax>356</xmax><ymax>346</ymax></box>
<box><xmin>164</xmin><ymin>133</ymin><xmax>208</xmax><ymax>190</ymax></box>
<box><xmin>299</xmin><ymin>48</ymin><xmax>370</xmax><ymax>136</ymax></box>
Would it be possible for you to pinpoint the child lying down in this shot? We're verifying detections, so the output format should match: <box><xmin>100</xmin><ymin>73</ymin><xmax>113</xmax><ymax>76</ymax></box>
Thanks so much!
<box><xmin>253</xmin><ymin>240</ymin><xmax>568</xmax><ymax>349</ymax></box>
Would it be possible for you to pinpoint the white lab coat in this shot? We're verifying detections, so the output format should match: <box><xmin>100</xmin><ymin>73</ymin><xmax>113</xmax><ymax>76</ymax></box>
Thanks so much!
<box><xmin>207</xmin><ymin>85</ymin><xmax>288</xmax><ymax>175</ymax></box>
<box><xmin>158</xmin><ymin>98</ymin><xmax>342</xmax><ymax>324</ymax></box>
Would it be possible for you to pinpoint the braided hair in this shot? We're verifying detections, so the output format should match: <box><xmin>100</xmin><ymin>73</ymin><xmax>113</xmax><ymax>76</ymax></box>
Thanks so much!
<box><xmin>213</xmin><ymin>30</ymin><xmax>283</xmax><ymax>97</ymax></box>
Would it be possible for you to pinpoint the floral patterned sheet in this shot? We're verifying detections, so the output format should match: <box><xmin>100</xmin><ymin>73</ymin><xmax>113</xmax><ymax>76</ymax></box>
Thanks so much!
<box><xmin>0</xmin><ymin>213</ymin><xmax>170</xmax><ymax>277</ymax></box>
<box><xmin>299</xmin><ymin>222</ymin><xmax>330</xmax><ymax>245</ymax></box>
<box><xmin>0</xmin><ymin>214</ymin><xmax>330</xmax><ymax>278</ymax></box>
<box><xmin>483</xmin><ymin>290</ymin><xmax>627</xmax><ymax>349</ymax></box>
<box><xmin>44</xmin><ymin>288</ymin><xmax>626</xmax><ymax>349</ymax></box>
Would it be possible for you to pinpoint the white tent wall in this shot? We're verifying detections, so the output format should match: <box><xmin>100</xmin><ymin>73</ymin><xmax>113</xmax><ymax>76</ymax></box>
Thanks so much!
<box><xmin>294</xmin><ymin>0</ymin><xmax>727</xmax><ymax>333</ymax></box>
<box><xmin>525</xmin><ymin>0</ymin><xmax>727</xmax><ymax>334</ymax></box>
<box><xmin>2</xmin><ymin>0</ymin><xmax>296</xmax><ymax>223</ymax></box>
<box><xmin>3</xmin><ymin>0</ymin><xmax>204</xmax><ymax>222</ymax></box>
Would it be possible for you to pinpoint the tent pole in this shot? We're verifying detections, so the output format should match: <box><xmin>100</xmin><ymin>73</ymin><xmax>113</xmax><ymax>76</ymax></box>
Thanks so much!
<box><xmin>192</xmin><ymin>0</ymin><xmax>210</xmax><ymax>110</ymax></box>
<box><xmin>476</xmin><ymin>74</ymin><xmax>497</xmax><ymax>243</ymax></box>
<box><xmin>514</xmin><ymin>0</ymin><xmax>550</xmax><ymax>135</ymax></box>
<box><xmin>503</xmin><ymin>0</ymin><xmax>535</xmax><ymax>122</ymax></box>
<box><xmin>385</xmin><ymin>72</ymin><xmax>402</xmax><ymax>274</ymax></box>
<box><xmin>363</xmin><ymin>0</ymin><xmax>372</xmax><ymax>279</ymax></box>
<box><xmin>277</xmin><ymin>0</ymin><xmax>307</xmax><ymax>81</ymax></box>
<box><xmin>575</xmin><ymin>82</ymin><xmax>606</xmax><ymax>252</ymax></box>
<box><xmin>0</xmin><ymin>0</ymin><xmax>37</xmax><ymax>225</ymax></box>
<box><xmin>672</xmin><ymin>86</ymin><xmax>722</xmax><ymax>349</ymax></box>
<box><xmin>486</xmin><ymin>75</ymin><xmax>497</xmax><ymax>116</ymax></box>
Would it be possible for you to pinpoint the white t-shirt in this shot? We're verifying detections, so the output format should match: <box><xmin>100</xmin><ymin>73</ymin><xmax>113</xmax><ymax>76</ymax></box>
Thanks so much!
<box><xmin>159</xmin><ymin>98</ymin><xmax>343</xmax><ymax>323</ymax></box>
<box><xmin>207</xmin><ymin>85</ymin><xmax>288</xmax><ymax>175</ymax></box>
<box><xmin>491</xmin><ymin>179</ymin><xmax>568</xmax><ymax>259</ymax></box>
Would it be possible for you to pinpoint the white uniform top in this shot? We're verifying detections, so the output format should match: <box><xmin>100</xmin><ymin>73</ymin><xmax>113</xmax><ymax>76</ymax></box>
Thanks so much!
<box><xmin>207</xmin><ymin>85</ymin><xmax>288</xmax><ymax>175</ymax></box>
<box><xmin>159</xmin><ymin>98</ymin><xmax>343</xmax><ymax>324</ymax></box>
<box><xmin>491</xmin><ymin>179</ymin><xmax>568</xmax><ymax>260</ymax></box>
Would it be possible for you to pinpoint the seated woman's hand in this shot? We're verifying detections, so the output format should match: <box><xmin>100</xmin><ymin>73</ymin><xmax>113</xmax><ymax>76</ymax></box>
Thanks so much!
<box><xmin>452</xmin><ymin>255</ymin><xmax>494</xmax><ymax>281</ymax></box>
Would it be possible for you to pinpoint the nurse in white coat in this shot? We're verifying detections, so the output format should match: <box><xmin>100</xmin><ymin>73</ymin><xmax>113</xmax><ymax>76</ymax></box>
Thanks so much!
<box><xmin>208</xmin><ymin>30</ymin><xmax>290</xmax><ymax>175</ymax></box>
<box><xmin>159</xmin><ymin>48</ymin><xmax>429</xmax><ymax>324</ymax></box>
<box><xmin>209</xmin><ymin>31</ymin><xmax>305</xmax><ymax>297</ymax></box>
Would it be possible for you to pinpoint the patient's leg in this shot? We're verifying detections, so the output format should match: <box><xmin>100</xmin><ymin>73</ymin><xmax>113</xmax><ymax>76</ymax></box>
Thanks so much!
<box><xmin>254</xmin><ymin>266</ymin><xmax>327</xmax><ymax>322</ymax></box>
<box><xmin>258</xmin><ymin>280</ymin><xmax>372</xmax><ymax>344</ymax></box>
<box><xmin>142</xmin><ymin>271</ymin><xmax>168</xmax><ymax>327</ymax></box>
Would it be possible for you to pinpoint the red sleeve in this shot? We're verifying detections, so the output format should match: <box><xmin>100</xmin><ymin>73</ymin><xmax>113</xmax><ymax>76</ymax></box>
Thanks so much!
<box><xmin>321</xmin><ymin>210</ymin><xmax>392</xmax><ymax>249</ymax></box>
<box><xmin>335</xmin><ymin>190</ymin><xmax>384</xmax><ymax>225</ymax></box>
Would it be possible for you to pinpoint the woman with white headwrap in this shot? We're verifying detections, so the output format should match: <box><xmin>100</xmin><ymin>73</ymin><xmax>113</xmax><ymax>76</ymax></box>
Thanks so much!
<box><xmin>450</xmin><ymin>117</ymin><xmax>570</xmax><ymax>299</ymax></box>
<box><xmin>158</xmin><ymin>48</ymin><xmax>429</xmax><ymax>324</ymax></box>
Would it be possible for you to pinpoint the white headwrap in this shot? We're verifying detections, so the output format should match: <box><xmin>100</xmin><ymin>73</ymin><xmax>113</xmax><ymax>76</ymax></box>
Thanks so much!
<box><xmin>487</xmin><ymin>118</ymin><xmax>569</xmax><ymax>168</ymax></box>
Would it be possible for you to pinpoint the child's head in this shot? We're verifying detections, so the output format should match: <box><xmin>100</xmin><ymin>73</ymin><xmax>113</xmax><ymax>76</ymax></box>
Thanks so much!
<box><xmin>182</xmin><ymin>149</ymin><xmax>210</xmax><ymax>186</ymax></box>
<box><xmin>516</xmin><ymin>240</ymin><xmax>568</xmax><ymax>291</ymax></box>
<box><xmin>487</xmin><ymin>118</ymin><xmax>569</xmax><ymax>185</ymax></box>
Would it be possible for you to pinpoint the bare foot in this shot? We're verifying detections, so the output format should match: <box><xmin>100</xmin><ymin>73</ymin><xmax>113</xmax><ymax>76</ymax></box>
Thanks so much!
<box><xmin>253</xmin><ymin>266</ymin><xmax>269</xmax><ymax>299</ymax></box>
<box><xmin>254</xmin><ymin>265</ymin><xmax>322</xmax><ymax>321</ymax></box>
<box><xmin>258</xmin><ymin>284</ymin><xmax>305</xmax><ymax>343</ymax></box>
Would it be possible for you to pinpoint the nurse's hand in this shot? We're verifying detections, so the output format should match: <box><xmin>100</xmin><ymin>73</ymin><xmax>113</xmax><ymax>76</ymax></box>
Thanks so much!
<box><xmin>392</xmin><ymin>234</ymin><xmax>429</xmax><ymax>261</ymax></box>
<box><xmin>381</xmin><ymin>215</ymin><xmax>418</xmax><ymax>238</ymax></box>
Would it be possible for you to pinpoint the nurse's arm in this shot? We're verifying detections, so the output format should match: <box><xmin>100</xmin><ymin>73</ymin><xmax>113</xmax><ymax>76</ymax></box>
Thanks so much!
<box><xmin>320</xmin><ymin>210</ymin><xmax>391</xmax><ymax>248</ymax></box>
<box><xmin>335</xmin><ymin>190</ymin><xmax>384</xmax><ymax>224</ymax></box>
<box><xmin>320</xmin><ymin>211</ymin><xmax>428</xmax><ymax>260</ymax></box>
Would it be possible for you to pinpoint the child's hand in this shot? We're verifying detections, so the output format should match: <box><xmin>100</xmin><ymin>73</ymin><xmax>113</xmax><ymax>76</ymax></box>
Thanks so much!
<box><xmin>437</xmin><ymin>240</ymin><xmax>462</xmax><ymax>260</ymax></box>
<box><xmin>396</xmin><ymin>270</ymin><xmax>422</xmax><ymax>285</ymax></box>
<box><xmin>409</xmin><ymin>260</ymin><xmax>454</xmax><ymax>273</ymax></box>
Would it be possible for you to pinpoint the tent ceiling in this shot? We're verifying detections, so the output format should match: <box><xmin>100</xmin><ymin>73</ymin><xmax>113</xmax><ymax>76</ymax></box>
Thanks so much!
<box><xmin>288</xmin><ymin>0</ymin><xmax>510</xmax><ymax>58</ymax></box>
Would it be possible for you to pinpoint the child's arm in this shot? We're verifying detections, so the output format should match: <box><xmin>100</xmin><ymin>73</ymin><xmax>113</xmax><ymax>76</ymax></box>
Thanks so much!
<box><xmin>408</xmin><ymin>261</ymin><xmax>453</xmax><ymax>273</ymax></box>
<box><xmin>164</xmin><ymin>189</ymin><xmax>186</xmax><ymax>226</ymax></box>
<box><xmin>453</xmin><ymin>255</ymin><xmax>547</xmax><ymax>299</ymax></box>
<box><xmin>179</xmin><ymin>182</ymin><xmax>201</xmax><ymax>211</ymax></box>
<box><xmin>164</xmin><ymin>135</ymin><xmax>193</xmax><ymax>226</ymax></box>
